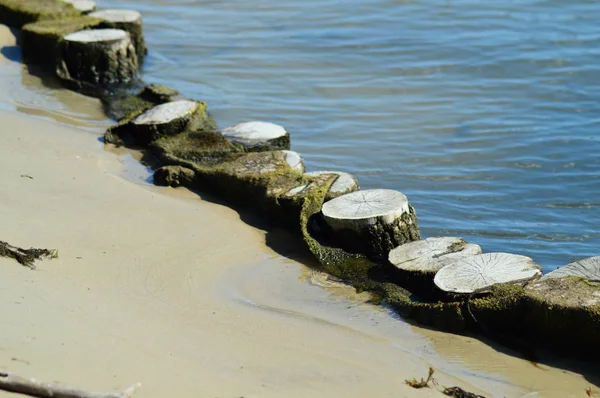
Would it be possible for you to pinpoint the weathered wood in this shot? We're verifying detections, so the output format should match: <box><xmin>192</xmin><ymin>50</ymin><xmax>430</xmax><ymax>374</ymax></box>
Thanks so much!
<box><xmin>321</xmin><ymin>189</ymin><xmax>420</xmax><ymax>258</ymax></box>
<box><xmin>304</xmin><ymin>170</ymin><xmax>359</xmax><ymax>200</ymax></box>
<box><xmin>0</xmin><ymin>371</ymin><xmax>140</xmax><ymax>398</ymax></box>
<box><xmin>434</xmin><ymin>253</ymin><xmax>542</xmax><ymax>294</ymax></box>
<box><xmin>61</xmin><ymin>0</ymin><xmax>96</xmax><ymax>13</ymax></box>
<box><xmin>57</xmin><ymin>29</ymin><xmax>138</xmax><ymax>87</ymax></box>
<box><xmin>221</xmin><ymin>121</ymin><xmax>290</xmax><ymax>151</ymax></box>
<box><xmin>89</xmin><ymin>9</ymin><xmax>146</xmax><ymax>61</ymax></box>
<box><xmin>541</xmin><ymin>256</ymin><xmax>600</xmax><ymax>282</ymax></box>
<box><xmin>282</xmin><ymin>150</ymin><xmax>305</xmax><ymax>173</ymax></box>
<box><xmin>389</xmin><ymin>237</ymin><xmax>482</xmax><ymax>273</ymax></box>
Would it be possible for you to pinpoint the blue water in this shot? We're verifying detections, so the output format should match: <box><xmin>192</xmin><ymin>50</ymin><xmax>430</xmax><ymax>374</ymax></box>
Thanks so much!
<box><xmin>99</xmin><ymin>0</ymin><xmax>600</xmax><ymax>271</ymax></box>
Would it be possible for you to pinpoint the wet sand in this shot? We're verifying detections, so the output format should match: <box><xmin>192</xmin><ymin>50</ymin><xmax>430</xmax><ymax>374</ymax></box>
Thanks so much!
<box><xmin>0</xmin><ymin>24</ymin><xmax>597</xmax><ymax>398</ymax></box>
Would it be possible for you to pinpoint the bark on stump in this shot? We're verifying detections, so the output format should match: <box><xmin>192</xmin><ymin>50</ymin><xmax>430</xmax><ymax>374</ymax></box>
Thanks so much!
<box><xmin>304</xmin><ymin>170</ymin><xmax>359</xmax><ymax>200</ymax></box>
<box><xmin>321</xmin><ymin>189</ymin><xmax>420</xmax><ymax>258</ymax></box>
<box><xmin>57</xmin><ymin>28</ymin><xmax>138</xmax><ymax>88</ymax></box>
<box><xmin>221</xmin><ymin>121</ymin><xmax>290</xmax><ymax>151</ymax></box>
<box><xmin>540</xmin><ymin>256</ymin><xmax>600</xmax><ymax>282</ymax></box>
<box><xmin>89</xmin><ymin>9</ymin><xmax>146</xmax><ymax>62</ymax></box>
<box><xmin>61</xmin><ymin>0</ymin><xmax>96</xmax><ymax>13</ymax></box>
<box><xmin>434</xmin><ymin>253</ymin><xmax>542</xmax><ymax>294</ymax></box>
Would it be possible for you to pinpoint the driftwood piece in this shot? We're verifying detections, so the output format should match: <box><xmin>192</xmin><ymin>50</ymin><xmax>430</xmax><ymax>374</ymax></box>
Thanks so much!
<box><xmin>541</xmin><ymin>256</ymin><xmax>600</xmax><ymax>282</ymax></box>
<box><xmin>0</xmin><ymin>240</ymin><xmax>57</xmax><ymax>269</ymax></box>
<box><xmin>321</xmin><ymin>189</ymin><xmax>420</xmax><ymax>258</ymax></box>
<box><xmin>389</xmin><ymin>237</ymin><xmax>482</xmax><ymax>273</ymax></box>
<box><xmin>304</xmin><ymin>170</ymin><xmax>359</xmax><ymax>200</ymax></box>
<box><xmin>434</xmin><ymin>253</ymin><xmax>542</xmax><ymax>294</ymax></box>
<box><xmin>0</xmin><ymin>371</ymin><xmax>140</xmax><ymax>398</ymax></box>
<box><xmin>221</xmin><ymin>121</ymin><xmax>290</xmax><ymax>151</ymax></box>
<box><xmin>89</xmin><ymin>9</ymin><xmax>146</xmax><ymax>62</ymax></box>
<box><xmin>57</xmin><ymin>29</ymin><xmax>138</xmax><ymax>88</ymax></box>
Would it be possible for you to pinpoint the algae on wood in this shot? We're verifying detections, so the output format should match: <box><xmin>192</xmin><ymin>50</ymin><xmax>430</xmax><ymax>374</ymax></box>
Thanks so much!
<box><xmin>434</xmin><ymin>253</ymin><xmax>542</xmax><ymax>294</ymax></box>
<box><xmin>304</xmin><ymin>170</ymin><xmax>359</xmax><ymax>200</ymax></box>
<box><xmin>21</xmin><ymin>15</ymin><xmax>102</xmax><ymax>68</ymax></box>
<box><xmin>321</xmin><ymin>189</ymin><xmax>420</xmax><ymax>258</ymax></box>
<box><xmin>102</xmin><ymin>84</ymin><xmax>181</xmax><ymax>121</ymax></box>
<box><xmin>0</xmin><ymin>0</ymin><xmax>81</xmax><ymax>28</ymax></box>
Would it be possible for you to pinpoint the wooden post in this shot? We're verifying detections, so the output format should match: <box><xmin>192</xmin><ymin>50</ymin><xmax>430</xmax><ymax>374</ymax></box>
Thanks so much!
<box><xmin>540</xmin><ymin>256</ymin><xmax>600</xmax><ymax>282</ymax></box>
<box><xmin>321</xmin><ymin>189</ymin><xmax>420</xmax><ymax>258</ymax></box>
<box><xmin>221</xmin><ymin>121</ymin><xmax>290</xmax><ymax>151</ymax></box>
<box><xmin>304</xmin><ymin>170</ymin><xmax>359</xmax><ymax>200</ymax></box>
<box><xmin>89</xmin><ymin>9</ymin><xmax>146</xmax><ymax>62</ymax></box>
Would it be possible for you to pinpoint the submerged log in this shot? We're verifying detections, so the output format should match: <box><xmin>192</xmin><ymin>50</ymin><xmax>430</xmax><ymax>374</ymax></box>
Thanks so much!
<box><xmin>541</xmin><ymin>256</ymin><xmax>600</xmax><ymax>282</ymax></box>
<box><xmin>21</xmin><ymin>16</ymin><xmax>102</xmax><ymax>68</ymax></box>
<box><xmin>0</xmin><ymin>371</ymin><xmax>140</xmax><ymax>398</ymax></box>
<box><xmin>321</xmin><ymin>189</ymin><xmax>420</xmax><ymax>258</ymax></box>
<box><xmin>221</xmin><ymin>121</ymin><xmax>290</xmax><ymax>151</ymax></box>
<box><xmin>89</xmin><ymin>9</ymin><xmax>146</xmax><ymax>62</ymax></box>
<box><xmin>0</xmin><ymin>0</ymin><xmax>80</xmax><ymax>28</ymax></box>
<box><xmin>57</xmin><ymin>28</ymin><xmax>138</xmax><ymax>88</ymax></box>
<box><xmin>434</xmin><ymin>253</ymin><xmax>542</xmax><ymax>294</ymax></box>
<box><xmin>60</xmin><ymin>0</ymin><xmax>96</xmax><ymax>13</ymax></box>
<box><xmin>105</xmin><ymin>100</ymin><xmax>217</xmax><ymax>147</ymax></box>
<box><xmin>304</xmin><ymin>170</ymin><xmax>359</xmax><ymax>200</ymax></box>
<box><xmin>389</xmin><ymin>237</ymin><xmax>482</xmax><ymax>273</ymax></box>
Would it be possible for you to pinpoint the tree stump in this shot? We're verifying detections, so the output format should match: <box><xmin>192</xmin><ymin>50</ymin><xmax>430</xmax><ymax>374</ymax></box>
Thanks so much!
<box><xmin>540</xmin><ymin>256</ymin><xmax>600</xmax><ymax>282</ymax></box>
<box><xmin>221</xmin><ymin>121</ymin><xmax>290</xmax><ymax>151</ymax></box>
<box><xmin>321</xmin><ymin>189</ymin><xmax>420</xmax><ymax>258</ymax></box>
<box><xmin>61</xmin><ymin>0</ymin><xmax>96</xmax><ymax>13</ymax></box>
<box><xmin>89</xmin><ymin>9</ymin><xmax>146</xmax><ymax>62</ymax></box>
<box><xmin>304</xmin><ymin>170</ymin><xmax>359</xmax><ymax>200</ymax></box>
<box><xmin>281</xmin><ymin>150</ymin><xmax>305</xmax><ymax>173</ymax></box>
<box><xmin>389</xmin><ymin>237</ymin><xmax>482</xmax><ymax>273</ymax></box>
<box><xmin>57</xmin><ymin>29</ymin><xmax>138</xmax><ymax>88</ymax></box>
<box><xmin>0</xmin><ymin>0</ymin><xmax>80</xmax><ymax>29</ymax></box>
<box><xmin>434</xmin><ymin>253</ymin><xmax>542</xmax><ymax>294</ymax></box>
<box><xmin>106</xmin><ymin>100</ymin><xmax>217</xmax><ymax>146</ymax></box>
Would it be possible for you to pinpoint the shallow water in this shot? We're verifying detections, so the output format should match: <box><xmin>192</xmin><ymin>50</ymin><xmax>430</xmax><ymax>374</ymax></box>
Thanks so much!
<box><xmin>88</xmin><ymin>0</ymin><xmax>600</xmax><ymax>272</ymax></box>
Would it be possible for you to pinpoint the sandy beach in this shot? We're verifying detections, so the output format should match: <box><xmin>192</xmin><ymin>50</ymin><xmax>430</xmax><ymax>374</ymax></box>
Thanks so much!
<box><xmin>0</xmin><ymin>23</ymin><xmax>597</xmax><ymax>398</ymax></box>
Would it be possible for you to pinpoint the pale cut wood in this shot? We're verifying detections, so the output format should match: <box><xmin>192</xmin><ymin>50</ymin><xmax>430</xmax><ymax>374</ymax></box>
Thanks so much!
<box><xmin>321</xmin><ymin>189</ymin><xmax>420</xmax><ymax>257</ymax></box>
<box><xmin>281</xmin><ymin>150</ymin><xmax>305</xmax><ymax>173</ymax></box>
<box><xmin>304</xmin><ymin>170</ymin><xmax>359</xmax><ymax>200</ymax></box>
<box><xmin>221</xmin><ymin>121</ymin><xmax>290</xmax><ymax>150</ymax></box>
<box><xmin>0</xmin><ymin>371</ymin><xmax>140</xmax><ymax>398</ymax></box>
<box><xmin>58</xmin><ymin>29</ymin><xmax>138</xmax><ymax>87</ymax></box>
<box><xmin>541</xmin><ymin>256</ymin><xmax>600</xmax><ymax>282</ymax></box>
<box><xmin>434</xmin><ymin>253</ymin><xmax>542</xmax><ymax>294</ymax></box>
<box><xmin>389</xmin><ymin>237</ymin><xmax>482</xmax><ymax>272</ymax></box>
<box><xmin>132</xmin><ymin>100</ymin><xmax>197</xmax><ymax>125</ymax></box>
<box><xmin>89</xmin><ymin>9</ymin><xmax>140</xmax><ymax>23</ymax></box>
<box><xmin>61</xmin><ymin>0</ymin><xmax>96</xmax><ymax>13</ymax></box>
<box><xmin>89</xmin><ymin>9</ymin><xmax>146</xmax><ymax>60</ymax></box>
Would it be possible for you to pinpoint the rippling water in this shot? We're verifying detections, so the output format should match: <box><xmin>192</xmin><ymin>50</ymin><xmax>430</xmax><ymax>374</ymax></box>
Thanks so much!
<box><xmin>53</xmin><ymin>1</ymin><xmax>600</xmax><ymax>270</ymax></box>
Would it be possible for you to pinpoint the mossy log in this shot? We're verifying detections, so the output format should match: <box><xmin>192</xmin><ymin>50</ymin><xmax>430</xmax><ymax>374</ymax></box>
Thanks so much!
<box><xmin>102</xmin><ymin>84</ymin><xmax>181</xmax><ymax>121</ymax></box>
<box><xmin>21</xmin><ymin>16</ymin><xmax>102</xmax><ymax>68</ymax></box>
<box><xmin>541</xmin><ymin>256</ymin><xmax>600</xmax><ymax>282</ymax></box>
<box><xmin>221</xmin><ymin>121</ymin><xmax>290</xmax><ymax>151</ymax></box>
<box><xmin>304</xmin><ymin>170</ymin><xmax>359</xmax><ymax>200</ymax></box>
<box><xmin>321</xmin><ymin>189</ymin><xmax>420</xmax><ymax>258</ymax></box>
<box><xmin>105</xmin><ymin>100</ymin><xmax>217</xmax><ymax>147</ymax></box>
<box><xmin>0</xmin><ymin>0</ymin><xmax>81</xmax><ymax>28</ymax></box>
<box><xmin>60</xmin><ymin>0</ymin><xmax>95</xmax><ymax>13</ymax></box>
<box><xmin>434</xmin><ymin>253</ymin><xmax>541</xmax><ymax>294</ymax></box>
<box><xmin>57</xmin><ymin>29</ymin><xmax>138</xmax><ymax>89</ymax></box>
<box><xmin>89</xmin><ymin>9</ymin><xmax>146</xmax><ymax>63</ymax></box>
<box><xmin>154</xmin><ymin>165</ymin><xmax>196</xmax><ymax>187</ymax></box>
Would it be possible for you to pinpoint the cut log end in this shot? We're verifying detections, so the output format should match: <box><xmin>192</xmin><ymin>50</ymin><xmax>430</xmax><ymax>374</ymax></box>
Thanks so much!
<box><xmin>304</xmin><ymin>170</ymin><xmax>359</xmax><ymax>200</ymax></box>
<box><xmin>281</xmin><ymin>150</ymin><xmax>305</xmax><ymax>173</ymax></box>
<box><xmin>434</xmin><ymin>252</ymin><xmax>542</xmax><ymax>294</ymax></box>
<box><xmin>321</xmin><ymin>189</ymin><xmax>420</xmax><ymax>257</ymax></box>
<box><xmin>132</xmin><ymin>100</ymin><xmax>197</xmax><ymax>125</ymax></box>
<box><xmin>540</xmin><ymin>256</ymin><xmax>600</xmax><ymax>282</ymax></box>
<box><xmin>389</xmin><ymin>237</ymin><xmax>482</xmax><ymax>273</ymax></box>
<box><xmin>63</xmin><ymin>28</ymin><xmax>127</xmax><ymax>43</ymax></box>
<box><xmin>221</xmin><ymin>121</ymin><xmax>290</xmax><ymax>150</ymax></box>
<box><xmin>61</xmin><ymin>0</ymin><xmax>97</xmax><ymax>13</ymax></box>
<box><xmin>89</xmin><ymin>9</ymin><xmax>141</xmax><ymax>23</ymax></box>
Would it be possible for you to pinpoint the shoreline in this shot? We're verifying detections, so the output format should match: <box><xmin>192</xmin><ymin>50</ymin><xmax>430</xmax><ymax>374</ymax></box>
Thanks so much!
<box><xmin>0</xmin><ymin>10</ymin><xmax>596</xmax><ymax>396</ymax></box>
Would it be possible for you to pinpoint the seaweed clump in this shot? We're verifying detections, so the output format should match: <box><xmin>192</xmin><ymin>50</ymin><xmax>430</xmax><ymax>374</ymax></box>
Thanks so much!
<box><xmin>0</xmin><ymin>240</ymin><xmax>58</xmax><ymax>269</ymax></box>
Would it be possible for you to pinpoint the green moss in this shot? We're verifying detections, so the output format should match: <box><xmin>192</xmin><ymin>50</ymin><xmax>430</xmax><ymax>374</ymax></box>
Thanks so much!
<box><xmin>0</xmin><ymin>0</ymin><xmax>81</xmax><ymax>28</ymax></box>
<box><xmin>139</xmin><ymin>84</ymin><xmax>179</xmax><ymax>103</ymax></box>
<box><xmin>21</xmin><ymin>16</ymin><xmax>102</xmax><ymax>67</ymax></box>
<box><xmin>102</xmin><ymin>84</ymin><xmax>181</xmax><ymax>121</ymax></box>
<box><xmin>150</xmin><ymin>130</ymin><xmax>244</xmax><ymax>165</ymax></box>
<box><xmin>154</xmin><ymin>165</ymin><xmax>196</xmax><ymax>187</ymax></box>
